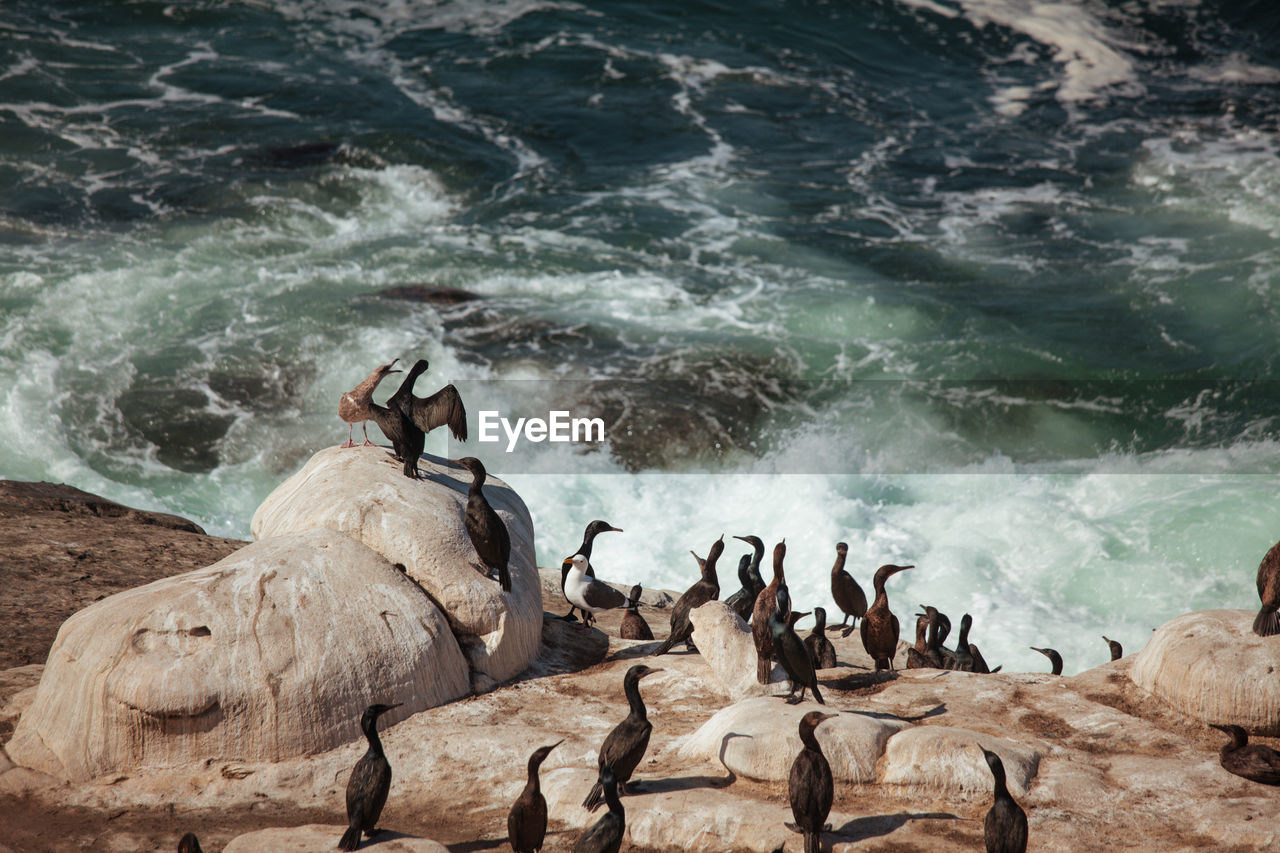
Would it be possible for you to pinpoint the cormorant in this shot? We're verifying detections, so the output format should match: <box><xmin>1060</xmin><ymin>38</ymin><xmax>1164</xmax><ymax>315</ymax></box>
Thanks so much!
<box><xmin>829</xmin><ymin>542</ymin><xmax>866</xmax><ymax>637</ymax></box>
<box><xmin>508</xmin><ymin>740</ymin><xmax>563</xmax><ymax>853</ymax></box>
<box><xmin>1031</xmin><ymin>647</ymin><xmax>1063</xmax><ymax>676</ymax></box>
<box><xmin>1255</xmin><ymin>539</ymin><xmax>1280</xmax><ymax>637</ymax></box>
<box><xmin>1103</xmin><ymin>636</ymin><xmax>1123</xmax><ymax>661</ymax></box>
<box><xmin>574</xmin><ymin>767</ymin><xmax>625</xmax><ymax>853</ymax></box>
<box><xmin>804</xmin><ymin>607</ymin><xmax>837</xmax><ymax>671</ymax></box>
<box><xmin>770</xmin><ymin>592</ymin><xmax>824</xmax><ymax>705</ymax></box>
<box><xmin>339</xmin><ymin>702</ymin><xmax>402</xmax><ymax>852</ymax></box>
<box><xmin>564</xmin><ymin>554</ymin><xmax>627</xmax><ymax>629</ymax></box>
<box><xmin>752</xmin><ymin>541</ymin><xmax>788</xmax><ymax>684</ymax></box>
<box><xmin>789</xmin><ymin>711</ymin><xmax>836</xmax><ymax>853</ymax></box>
<box><xmin>1211</xmin><ymin>724</ymin><xmax>1280</xmax><ymax>785</ymax></box>
<box><xmin>560</xmin><ymin>520</ymin><xmax>623</xmax><ymax>622</ymax></box>
<box><xmin>723</xmin><ymin>554</ymin><xmax>759</xmax><ymax>624</ymax></box>
<box><xmin>177</xmin><ymin>833</ymin><xmax>203</xmax><ymax>853</ymax></box>
<box><xmin>906</xmin><ymin>610</ymin><xmax>941</xmax><ymax>669</ymax></box>
<box><xmin>620</xmin><ymin>584</ymin><xmax>654</xmax><ymax>641</ymax></box>
<box><xmin>942</xmin><ymin>613</ymin><xmax>976</xmax><ymax>672</ymax></box>
<box><xmin>368</xmin><ymin>394</ymin><xmax>422</xmax><ymax>478</ymax></box>
<box><xmin>390</xmin><ymin>358</ymin><xmax>468</xmax><ymax>444</ymax></box>
<box><xmin>651</xmin><ymin>536</ymin><xmax>722</xmax><ymax>656</ymax></box>
<box><xmin>338</xmin><ymin>358</ymin><xmax>401</xmax><ymax>448</ymax></box>
<box><xmin>980</xmin><ymin>746</ymin><xmax>1028</xmax><ymax>853</ymax></box>
<box><xmin>582</xmin><ymin>664</ymin><xmax>662</xmax><ymax>811</ymax></box>
<box><xmin>732</xmin><ymin>534</ymin><xmax>767</xmax><ymax>619</ymax></box>
<box><xmin>454</xmin><ymin>457</ymin><xmax>510</xmax><ymax>592</ymax></box>
<box><xmin>860</xmin><ymin>564</ymin><xmax>912</xmax><ymax>670</ymax></box>
<box><xmin>969</xmin><ymin>642</ymin><xmax>999</xmax><ymax>675</ymax></box>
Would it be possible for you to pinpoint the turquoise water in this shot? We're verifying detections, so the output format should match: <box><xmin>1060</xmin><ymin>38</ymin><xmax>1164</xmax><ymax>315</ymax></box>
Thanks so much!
<box><xmin>3</xmin><ymin>0</ymin><xmax>1280</xmax><ymax>674</ymax></box>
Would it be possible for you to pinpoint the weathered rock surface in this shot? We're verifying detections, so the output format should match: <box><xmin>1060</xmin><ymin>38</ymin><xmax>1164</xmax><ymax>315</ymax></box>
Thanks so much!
<box><xmin>1130</xmin><ymin>609</ymin><xmax>1280</xmax><ymax>734</ymax></box>
<box><xmin>7</xmin><ymin>528</ymin><xmax>469</xmax><ymax>782</ymax></box>
<box><xmin>686</xmin><ymin>601</ymin><xmax>788</xmax><ymax>700</ymax></box>
<box><xmin>222</xmin><ymin>825</ymin><xmax>448</xmax><ymax>852</ymax></box>
<box><xmin>880</xmin><ymin>725</ymin><xmax>1040</xmax><ymax>798</ymax></box>
<box><xmin>251</xmin><ymin>446</ymin><xmax>541</xmax><ymax>687</ymax></box>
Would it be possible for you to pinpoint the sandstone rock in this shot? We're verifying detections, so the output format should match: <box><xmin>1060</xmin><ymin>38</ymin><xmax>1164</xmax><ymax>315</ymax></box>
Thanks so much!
<box><xmin>686</xmin><ymin>601</ymin><xmax>788</xmax><ymax>701</ymax></box>
<box><xmin>1130</xmin><ymin>609</ymin><xmax>1280</xmax><ymax>734</ymax></box>
<box><xmin>677</xmin><ymin>696</ymin><xmax>908</xmax><ymax>783</ymax></box>
<box><xmin>222</xmin><ymin>825</ymin><xmax>448</xmax><ymax>852</ymax></box>
<box><xmin>6</xmin><ymin>529</ymin><xmax>469</xmax><ymax>782</ymax></box>
<box><xmin>880</xmin><ymin>725</ymin><xmax>1040</xmax><ymax>798</ymax></box>
<box><xmin>251</xmin><ymin>446</ymin><xmax>541</xmax><ymax>686</ymax></box>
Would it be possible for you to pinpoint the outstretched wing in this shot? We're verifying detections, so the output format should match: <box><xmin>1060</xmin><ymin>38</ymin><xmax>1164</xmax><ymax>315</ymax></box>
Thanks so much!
<box><xmin>403</xmin><ymin>383</ymin><xmax>468</xmax><ymax>442</ymax></box>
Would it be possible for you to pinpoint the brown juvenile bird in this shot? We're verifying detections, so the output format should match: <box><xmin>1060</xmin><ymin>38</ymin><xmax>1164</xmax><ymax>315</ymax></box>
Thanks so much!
<box><xmin>454</xmin><ymin>457</ymin><xmax>511</xmax><ymax>592</ymax></box>
<box><xmin>829</xmin><ymin>542</ymin><xmax>866</xmax><ymax>637</ymax></box>
<box><xmin>508</xmin><ymin>740</ymin><xmax>562</xmax><ymax>853</ymax></box>
<box><xmin>1255</xmin><ymin>540</ymin><xmax>1280</xmax><ymax>637</ymax></box>
<box><xmin>803</xmin><ymin>606</ymin><xmax>837</xmax><ymax>671</ymax></box>
<box><xmin>1102</xmin><ymin>635</ymin><xmax>1123</xmax><ymax>661</ymax></box>
<box><xmin>338</xmin><ymin>358</ymin><xmax>401</xmax><ymax>447</ymax></box>
<box><xmin>1212</xmin><ymin>724</ymin><xmax>1280</xmax><ymax>785</ymax></box>
<box><xmin>582</xmin><ymin>664</ymin><xmax>662</xmax><ymax>811</ymax></box>
<box><xmin>651</xmin><ymin>537</ymin><xmax>722</xmax><ymax>656</ymax></box>
<box><xmin>752</xmin><ymin>541</ymin><xmax>788</xmax><ymax>684</ymax></box>
<box><xmin>980</xmin><ymin>746</ymin><xmax>1028</xmax><ymax>853</ymax></box>
<box><xmin>860</xmin><ymin>564</ymin><xmax>912</xmax><ymax>670</ymax></box>
<box><xmin>788</xmin><ymin>710</ymin><xmax>836</xmax><ymax>853</ymax></box>
<box><xmin>620</xmin><ymin>584</ymin><xmax>654</xmax><ymax>641</ymax></box>
<box><xmin>906</xmin><ymin>610</ymin><xmax>942</xmax><ymax>669</ymax></box>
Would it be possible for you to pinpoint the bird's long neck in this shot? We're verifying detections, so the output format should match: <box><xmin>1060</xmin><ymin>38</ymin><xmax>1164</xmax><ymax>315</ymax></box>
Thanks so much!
<box><xmin>914</xmin><ymin>616</ymin><xmax>928</xmax><ymax>651</ymax></box>
<box><xmin>603</xmin><ymin>778</ymin><xmax>624</xmax><ymax>818</ymax></box>
<box><xmin>702</xmin><ymin>548</ymin><xmax>721</xmax><ymax>586</ymax></box>
<box><xmin>771</xmin><ymin>545</ymin><xmax>786</xmax><ymax>587</ymax></box>
<box><xmin>526</xmin><ymin>755</ymin><xmax>544</xmax><ymax>795</ymax></box>
<box><xmin>623</xmin><ymin>674</ymin><xmax>648</xmax><ymax>720</ymax></box>
<box><xmin>926</xmin><ymin>615</ymin><xmax>941</xmax><ymax>651</ymax></box>
<box><xmin>812</xmin><ymin>610</ymin><xmax>827</xmax><ymax>635</ymax></box>
<box><xmin>831</xmin><ymin>550</ymin><xmax>847</xmax><ymax>577</ymax></box>
<box><xmin>799</xmin><ymin>723</ymin><xmax>824</xmax><ymax>754</ymax></box>
<box><xmin>469</xmin><ymin>470</ymin><xmax>486</xmax><ymax>497</ymax></box>
<box><xmin>577</xmin><ymin>529</ymin><xmax>598</xmax><ymax>559</ymax></box>
<box><xmin>363</xmin><ymin>716</ymin><xmax>385</xmax><ymax>757</ymax></box>
<box><xmin>957</xmin><ymin>616</ymin><xmax>971</xmax><ymax>646</ymax></box>
<box><xmin>990</xmin><ymin>761</ymin><xmax>1010</xmax><ymax>800</ymax></box>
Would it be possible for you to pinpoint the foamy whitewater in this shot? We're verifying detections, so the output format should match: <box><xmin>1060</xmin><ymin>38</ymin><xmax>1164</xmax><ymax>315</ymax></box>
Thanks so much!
<box><xmin>3</xmin><ymin>0</ymin><xmax>1280</xmax><ymax>674</ymax></box>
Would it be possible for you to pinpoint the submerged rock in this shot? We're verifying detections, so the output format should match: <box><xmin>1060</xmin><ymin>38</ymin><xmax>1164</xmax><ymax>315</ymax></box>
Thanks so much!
<box><xmin>7</xmin><ymin>529</ymin><xmax>468</xmax><ymax>782</ymax></box>
<box><xmin>252</xmin><ymin>446</ymin><xmax>542</xmax><ymax>689</ymax></box>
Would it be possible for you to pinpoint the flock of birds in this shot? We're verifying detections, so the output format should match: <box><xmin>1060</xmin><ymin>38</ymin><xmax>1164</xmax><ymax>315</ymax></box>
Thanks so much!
<box><xmin>173</xmin><ymin>360</ymin><xmax>1280</xmax><ymax>851</ymax></box>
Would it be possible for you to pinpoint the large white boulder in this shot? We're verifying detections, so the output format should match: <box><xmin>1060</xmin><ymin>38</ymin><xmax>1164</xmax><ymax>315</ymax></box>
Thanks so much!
<box><xmin>1130</xmin><ymin>609</ymin><xmax>1280</xmax><ymax>734</ymax></box>
<box><xmin>251</xmin><ymin>446</ymin><xmax>541</xmax><ymax>688</ymax></box>
<box><xmin>6</xmin><ymin>529</ymin><xmax>469</xmax><ymax>782</ymax></box>
<box><xmin>880</xmin><ymin>725</ymin><xmax>1040</xmax><ymax>798</ymax></box>
<box><xmin>677</xmin><ymin>696</ymin><xmax>908</xmax><ymax>783</ymax></box>
<box><xmin>686</xmin><ymin>601</ymin><xmax>788</xmax><ymax>700</ymax></box>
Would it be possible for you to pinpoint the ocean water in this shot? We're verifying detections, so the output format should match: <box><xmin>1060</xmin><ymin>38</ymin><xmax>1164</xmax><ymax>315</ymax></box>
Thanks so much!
<box><xmin>2</xmin><ymin>0</ymin><xmax>1280</xmax><ymax>675</ymax></box>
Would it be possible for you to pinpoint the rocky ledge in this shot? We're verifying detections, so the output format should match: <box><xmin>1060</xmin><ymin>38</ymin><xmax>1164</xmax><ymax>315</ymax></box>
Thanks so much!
<box><xmin>1</xmin><ymin>455</ymin><xmax>1279</xmax><ymax>852</ymax></box>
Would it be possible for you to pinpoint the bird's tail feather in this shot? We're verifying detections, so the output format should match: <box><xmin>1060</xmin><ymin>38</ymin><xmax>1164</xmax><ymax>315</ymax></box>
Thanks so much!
<box><xmin>582</xmin><ymin>781</ymin><xmax>604</xmax><ymax>812</ymax></box>
<box><xmin>1255</xmin><ymin>607</ymin><xmax>1280</xmax><ymax>637</ymax></box>
<box><xmin>805</xmin><ymin>830</ymin><xmax>819</xmax><ymax>853</ymax></box>
<box><xmin>338</xmin><ymin>825</ymin><xmax>363</xmax><ymax>851</ymax></box>
<box><xmin>650</xmin><ymin>635</ymin><xmax>675</xmax><ymax>656</ymax></box>
<box><xmin>811</xmin><ymin>682</ymin><xmax>824</xmax><ymax>705</ymax></box>
<box><xmin>756</xmin><ymin>654</ymin><xmax>770</xmax><ymax>685</ymax></box>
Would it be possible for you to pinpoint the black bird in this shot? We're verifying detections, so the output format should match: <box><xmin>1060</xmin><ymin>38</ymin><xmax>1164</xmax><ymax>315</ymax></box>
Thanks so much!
<box><xmin>651</xmin><ymin>536</ymin><xmax>723</xmax><ymax>656</ymax></box>
<box><xmin>1256</xmin><ymin>540</ymin><xmax>1280</xmax><ymax>637</ymax></box>
<box><xmin>560</xmin><ymin>520</ymin><xmax>623</xmax><ymax>622</ymax></box>
<box><xmin>177</xmin><ymin>833</ymin><xmax>203</xmax><ymax>853</ymax></box>
<box><xmin>508</xmin><ymin>740</ymin><xmax>563</xmax><ymax>853</ymax></box>
<box><xmin>574</xmin><ymin>767</ymin><xmax>625</xmax><ymax>853</ymax></box>
<box><xmin>1031</xmin><ymin>646</ymin><xmax>1063</xmax><ymax>676</ymax></box>
<box><xmin>583</xmin><ymin>664</ymin><xmax>662</xmax><ymax>811</ymax></box>
<box><xmin>770</xmin><ymin>588</ymin><xmax>824</xmax><ymax>705</ymax></box>
<box><xmin>367</xmin><ymin>394</ymin><xmax>422</xmax><ymax>478</ymax></box>
<box><xmin>731</xmin><ymin>535</ymin><xmax>767</xmax><ymax>620</ymax></box>
<box><xmin>980</xmin><ymin>746</ymin><xmax>1028</xmax><ymax>853</ymax></box>
<box><xmin>620</xmin><ymin>584</ymin><xmax>654</xmax><ymax>641</ymax></box>
<box><xmin>789</xmin><ymin>711</ymin><xmax>836</xmax><ymax>853</ymax></box>
<box><xmin>804</xmin><ymin>606</ymin><xmax>838</xmax><ymax>671</ymax></box>
<box><xmin>339</xmin><ymin>702</ymin><xmax>402</xmax><ymax>852</ymax></box>
<box><xmin>829</xmin><ymin>542</ymin><xmax>867</xmax><ymax>637</ymax></box>
<box><xmin>753</xmin><ymin>541</ymin><xmax>788</xmax><ymax>684</ymax></box>
<box><xmin>1211</xmin><ymin>724</ymin><xmax>1280</xmax><ymax>785</ymax></box>
<box><xmin>969</xmin><ymin>641</ymin><xmax>1000</xmax><ymax>675</ymax></box>
<box><xmin>927</xmin><ymin>605</ymin><xmax>952</xmax><ymax>650</ymax></box>
<box><xmin>942</xmin><ymin>613</ymin><xmax>976</xmax><ymax>672</ymax></box>
<box><xmin>454</xmin><ymin>457</ymin><xmax>511</xmax><ymax>592</ymax></box>
<box><xmin>860</xmin><ymin>564</ymin><xmax>912</xmax><ymax>671</ymax></box>
<box><xmin>390</xmin><ymin>359</ymin><xmax>468</xmax><ymax>445</ymax></box>
<box><xmin>1103</xmin><ymin>635</ymin><xmax>1123</xmax><ymax>661</ymax></box>
<box><xmin>723</xmin><ymin>554</ymin><xmax>759</xmax><ymax>624</ymax></box>
<box><xmin>906</xmin><ymin>610</ymin><xmax>942</xmax><ymax>669</ymax></box>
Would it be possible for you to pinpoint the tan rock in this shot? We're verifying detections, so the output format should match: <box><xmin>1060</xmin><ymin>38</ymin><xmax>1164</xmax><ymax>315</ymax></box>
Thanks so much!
<box><xmin>677</xmin><ymin>696</ymin><xmax>907</xmax><ymax>783</ymax></box>
<box><xmin>686</xmin><ymin>601</ymin><xmax>788</xmax><ymax>700</ymax></box>
<box><xmin>6</xmin><ymin>529</ymin><xmax>468</xmax><ymax>782</ymax></box>
<box><xmin>881</xmin><ymin>725</ymin><xmax>1040</xmax><ymax>798</ymax></box>
<box><xmin>251</xmin><ymin>446</ymin><xmax>541</xmax><ymax>687</ymax></box>
<box><xmin>1130</xmin><ymin>609</ymin><xmax>1280</xmax><ymax>734</ymax></box>
<box><xmin>222</xmin><ymin>825</ymin><xmax>448</xmax><ymax>852</ymax></box>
